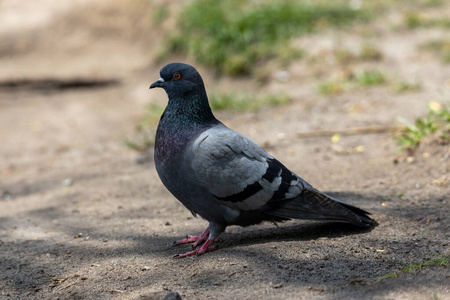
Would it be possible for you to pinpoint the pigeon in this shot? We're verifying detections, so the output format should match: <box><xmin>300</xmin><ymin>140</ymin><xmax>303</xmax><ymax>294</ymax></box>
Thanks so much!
<box><xmin>150</xmin><ymin>63</ymin><xmax>375</xmax><ymax>258</ymax></box>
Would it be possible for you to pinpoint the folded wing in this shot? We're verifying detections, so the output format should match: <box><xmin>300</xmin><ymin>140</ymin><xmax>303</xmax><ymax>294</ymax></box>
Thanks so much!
<box><xmin>190</xmin><ymin>125</ymin><xmax>306</xmax><ymax>211</ymax></box>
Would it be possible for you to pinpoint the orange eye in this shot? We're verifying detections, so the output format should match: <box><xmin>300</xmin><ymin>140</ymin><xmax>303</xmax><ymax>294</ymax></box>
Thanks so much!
<box><xmin>174</xmin><ymin>72</ymin><xmax>182</xmax><ymax>80</ymax></box>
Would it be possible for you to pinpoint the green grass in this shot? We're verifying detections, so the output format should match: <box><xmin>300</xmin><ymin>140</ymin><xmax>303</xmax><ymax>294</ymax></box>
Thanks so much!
<box><xmin>318</xmin><ymin>69</ymin><xmax>386</xmax><ymax>94</ymax></box>
<box><xmin>359</xmin><ymin>43</ymin><xmax>384</xmax><ymax>61</ymax></box>
<box><xmin>354</xmin><ymin>69</ymin><xmax>386</xmax><ymax>86</ymax></box>
<box><xmin>318</xmin><ymin>69</ymin><xmax>423</xmax><ymax>95</ymax></box>
<box><xmin>391</xmin><ymin>81</ymin><xmax>422</xmax><ymax>93</ymax></box>
<box><xmin>210</xmin><ymin>93</ymin><xmax>290</xmax><ymax>111</ymax></box>
<box><xmin>318</xmin><ymin>81</ymin><xmax>346</xmax><ymax>95</ymax></box>
<box><xmin>375</xmin><ymin>255</ymin><xmax>449</xmax><ymax>283</ymax></box>
<box><xmin>420</xmin><ymin>39</ymin><xmax>450</xmax><ymax>63</ymax></box>
<box><xmin>328</xmin><ymin>43</ymin><xmax>383</xmax><ymax>65</ymax></box>
<box><xmin>152</xmin><ymin>6</ymin><xmax>169</xmax><ymax>25</ymax></box>
<box><xmin>163</xmin><ymin>0</ymin><xmax>369</xmax><ymax>75</ymax></box>
<box><xmin>404</xmin><ymin>12</ymin><xmax>450</xmax><ymax>29</ymax></box>
<box><xmin>396</xmin><ymin>101</ymin><xmax>450</xmax><ymax>150</ymax></box>
<box><xmin>124</xmin><ymin>103</ymin><xmax>165</xmax><ymax>151</ymax></box>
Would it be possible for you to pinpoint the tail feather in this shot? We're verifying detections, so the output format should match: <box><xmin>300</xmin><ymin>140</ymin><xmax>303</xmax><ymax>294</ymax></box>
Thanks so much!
<box><xmin>262</xmin><ymin>189</ymin><xmax>375</xmax><ymax>227</ymax></box>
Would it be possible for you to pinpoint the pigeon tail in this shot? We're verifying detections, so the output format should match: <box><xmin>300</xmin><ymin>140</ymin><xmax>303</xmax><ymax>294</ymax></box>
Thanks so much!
<box><xmin>262</xmin><ymin>189</ymin><xmax>376</xmax><ymax>227</ymax></box>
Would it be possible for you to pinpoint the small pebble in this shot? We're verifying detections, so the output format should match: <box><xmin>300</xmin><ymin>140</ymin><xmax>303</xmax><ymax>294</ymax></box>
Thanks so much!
<box><xmin>1</xmin><ymin>191</ymin><xmax>11</xmax><ymax>200</ymax></box>
<box><xmin>274</xmin><ymin>71</ymin><xmax>290</xmax><ymax>82</ymax></box>
<box><xmin>63</xmin><ymin>178</ymin><xmax>73</xmax><ymax>186</ymax></box>
<box><xmin>162</xmin><ymin>292</ymin><xmax>182</xmax><ymax>300</ymax></box>
<box><xmin>135</xmin><ymin>154</ymin><xmax>152</xmax><ymax>164</ymax></box>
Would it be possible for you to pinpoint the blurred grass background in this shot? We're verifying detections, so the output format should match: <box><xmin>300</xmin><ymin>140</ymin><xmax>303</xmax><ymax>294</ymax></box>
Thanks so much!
<box><xmin>125</xmin><ymin>0</ymin><xmax>450</xmax><ymax>151</ymax></box>
<box><xmin>161</xmin><ymin>0</ymin><xmax>369</xmax><ymax>75</ymax></box>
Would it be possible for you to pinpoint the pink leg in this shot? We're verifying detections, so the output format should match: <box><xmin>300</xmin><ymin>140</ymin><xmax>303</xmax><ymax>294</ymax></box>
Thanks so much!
<box><xmin>172</xmin><ymin>227</ymin><xmax>210</xmax><ymax>247</ymax></box>
<box><xmin>174</xmin><ymin>238</ymin><xmax>218</xmax><ymax>258</ymax></box>
<box><xmin>171</xmin><ymin>227</ymin><xmax>219</xmax><ymax>258</ymax></box>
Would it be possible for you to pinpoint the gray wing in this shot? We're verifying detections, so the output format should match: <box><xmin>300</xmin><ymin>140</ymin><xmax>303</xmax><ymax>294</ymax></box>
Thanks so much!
<box><xmin>190</xmin><ymin>124</ymin><xmax>306</xmax><ymax>211</ymax></box>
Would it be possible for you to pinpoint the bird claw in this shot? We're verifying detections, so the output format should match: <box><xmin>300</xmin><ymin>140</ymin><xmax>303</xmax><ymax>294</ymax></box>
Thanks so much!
<box><xmin>173</xmin><ymin>244</ymin><xmax>218</xmax><ymax>258</ymax></box>
<box><xmin>171</xmin><ymin>227</ymin><xmax>210</xmax><ymax>248</ymax></box>
<box><xmin>171</xmin><ymin>236</ymin><xmax>198</xmax><ymax>247</ymax></box>
<box><xmin>170</xmin><ymin>227</ymin><xmax>220</xmax><ymax>258</ymax></box>
<box><xmin>192</xmin><ymin>237</ymin><xmax>207</xmax><ymax>248</ymax></box>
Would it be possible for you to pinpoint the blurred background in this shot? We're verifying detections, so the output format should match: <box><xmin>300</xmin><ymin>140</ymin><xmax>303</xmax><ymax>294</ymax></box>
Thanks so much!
<box><xmin>1</xmin><ymin>0</ymin><xmax>449</xmax><ymax>159</ymax></box>
<box><xmin>0</xmin><ymin>0</ymin><xmax>449</xmax><ymax>298</ymax></box>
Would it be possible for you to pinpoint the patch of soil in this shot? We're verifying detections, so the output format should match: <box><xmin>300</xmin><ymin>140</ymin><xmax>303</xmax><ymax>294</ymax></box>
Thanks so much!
<box><xmin>1</xmin><ymin>1</ymin><xmax>449</xmax><ymax>299</ymax></box>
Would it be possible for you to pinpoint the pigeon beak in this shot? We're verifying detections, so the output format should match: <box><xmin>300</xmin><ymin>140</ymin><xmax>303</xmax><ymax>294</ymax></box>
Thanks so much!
<box><xmin>149</xmin><ymin>78</ymin><xmax>165</xmax><ymax>89</ymax></box>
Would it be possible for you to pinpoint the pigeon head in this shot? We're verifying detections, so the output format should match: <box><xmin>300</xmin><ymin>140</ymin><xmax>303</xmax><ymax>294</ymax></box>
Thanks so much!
<box><xmin>150</xmin><ymin>63</ymin><xmax>219</xmax><ymax>129</ymax></box>
<box><xmin>150</xmin><ymin>63</ymin><xmax>206</xmax><ymax>99</ymax></box>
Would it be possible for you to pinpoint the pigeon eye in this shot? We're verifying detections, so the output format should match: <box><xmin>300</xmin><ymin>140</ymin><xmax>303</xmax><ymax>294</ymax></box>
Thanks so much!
<box><xmin>173</xmin><ymin>73</ymin><xmax>182</xmax><ymax>80</ymax></box>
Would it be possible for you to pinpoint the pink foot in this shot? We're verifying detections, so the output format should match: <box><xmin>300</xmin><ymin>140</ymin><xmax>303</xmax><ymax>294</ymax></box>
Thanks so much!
<box><xmin>172</xmin><ymin>227</ymin><xmax>210</xmax><ymax>248</ymax></box>
<box><xmin>174</xmin><ymin>238</ymin><xmax>218</xmax><ymax>258</ymax></box>
<box><xmin>171</xmin><ymin>227</ymin><xmax>219</xmax><ymax>258</ymax></box>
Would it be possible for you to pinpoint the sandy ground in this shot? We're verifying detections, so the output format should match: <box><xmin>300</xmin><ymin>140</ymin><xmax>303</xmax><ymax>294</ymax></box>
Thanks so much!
<box><xmin>1</xmin><ymin>1</ymin><xmax>449</xmax><ymax>299</ymax></box>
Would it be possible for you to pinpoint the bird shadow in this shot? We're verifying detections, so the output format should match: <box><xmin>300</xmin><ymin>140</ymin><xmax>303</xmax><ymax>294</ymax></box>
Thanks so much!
<box><xmin>217</xmin><ymin>220</ymin><xmax>376</xmax><ymax>249</ymax></box>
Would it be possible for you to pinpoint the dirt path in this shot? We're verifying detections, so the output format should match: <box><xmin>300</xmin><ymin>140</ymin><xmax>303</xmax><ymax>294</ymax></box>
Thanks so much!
<box><xmin>1</xmin><ymin>1</ymin><xmax>449</xmax><ymax>299</ymax></box>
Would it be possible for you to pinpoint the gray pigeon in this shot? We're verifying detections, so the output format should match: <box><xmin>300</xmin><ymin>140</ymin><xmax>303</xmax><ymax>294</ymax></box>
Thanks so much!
<box><xmin>150</xmin><ymin>63</ymin><xmax>375</xmax><ymax>258</ymax></box>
